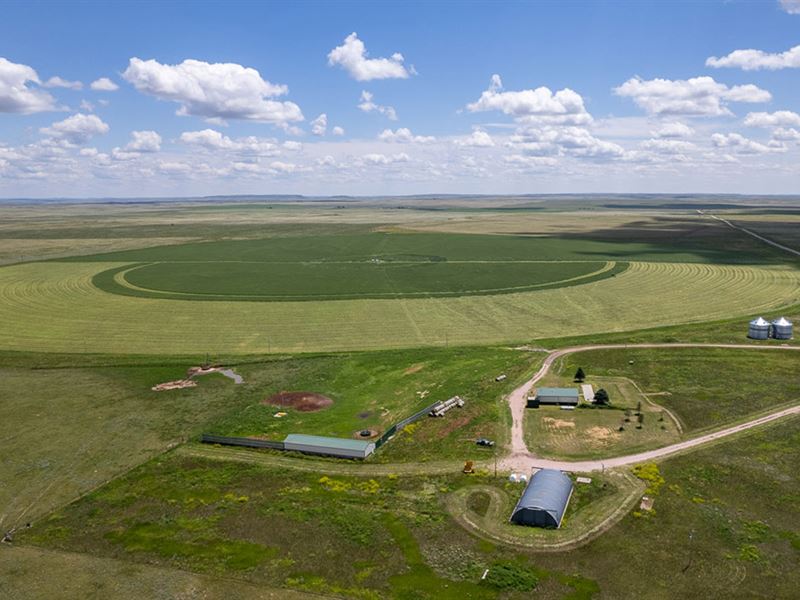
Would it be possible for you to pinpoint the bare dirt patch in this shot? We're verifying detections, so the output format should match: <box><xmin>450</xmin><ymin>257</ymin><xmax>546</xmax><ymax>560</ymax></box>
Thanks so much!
<box><xmin>264</xmin><ymin>391</ymin><xmax>334</xmax><ymax>412</ymax></box>
<box><xmin>151</xmin><ymin>379</ymin><xmax>197</xmax><ymax>391</ymax></box>
<box><xmin>354</xmin><ymin>429</ymin><xmax>379</xmax><ymax>439</ymax></box>
<box><xmin>585</xmin><ymin>426</ymin><xmax>620</xmax><ymax>445</ymax></box>
<box><xmin>151</xmin><ymin>365</ymin><xmax>243</xmax><ymax>391</ymax></box>
<box><xmin>542</xmin><ymin>417</ymin><xmax>576</xmax><ymax>430</ymax></box>
<box><xmin>403</xmin><ymin>363</ymin><xmax>425</xmax><ymax>375</ymax></box>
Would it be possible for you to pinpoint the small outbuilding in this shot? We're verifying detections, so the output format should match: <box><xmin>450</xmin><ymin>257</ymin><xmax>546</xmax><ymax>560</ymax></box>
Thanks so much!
<box><xmin>580</xmin><ymin>384</ymin><xmax>595</xmax><ymax>403</ymax></box>
<box><xmin>527</xmin><ymin>387</ymin><xmax>579</xmax><ymax>408</ymax></box>
<box><xmin>510</xmin><ymin>469</ymin><xmax>574</xmax><ymax>528</ymax></box>
<box><xmin>283</xmin><ymin>434</ymin><xmax>375</xmax><ymax>459</ymax></box>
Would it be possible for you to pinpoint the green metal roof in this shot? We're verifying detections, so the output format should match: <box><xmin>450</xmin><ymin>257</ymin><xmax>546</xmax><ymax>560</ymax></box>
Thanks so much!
<box><xmin>284</xmin><ymin>433</ymin><xmax>374</xmax><ymax>451</ymax></box>
<box><xmin>536</xmin><ymin>387</ymin><xmax>579</xmax><ymax>397</ymax></box>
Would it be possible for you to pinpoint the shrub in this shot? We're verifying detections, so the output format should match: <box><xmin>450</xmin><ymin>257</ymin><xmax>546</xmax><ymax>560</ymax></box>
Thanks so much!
<box><xmin>632</xmin><ymin>463</ymin><xmax>665</xmax><ymax>495</ymax></box>
<box><xmin>480</xmin><ymin>561</ymin><xmax>540</xmax><ymax>591</ymax></box>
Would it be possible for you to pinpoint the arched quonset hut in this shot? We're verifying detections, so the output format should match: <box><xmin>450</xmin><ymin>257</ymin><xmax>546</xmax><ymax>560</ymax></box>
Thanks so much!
<box><xmin>771</xmin><ymin>317</ymin><xmax>793</xmax><ymax>340</ymax></box>
<box><xmin>748</xmin><ymin>317</ymin><xmax>771</xmax><ymax>340</ymax></box>
<box><xmin>510</xmin><ymin>468</ymin><xmax>573</xmax><ymax>529</ymax></box>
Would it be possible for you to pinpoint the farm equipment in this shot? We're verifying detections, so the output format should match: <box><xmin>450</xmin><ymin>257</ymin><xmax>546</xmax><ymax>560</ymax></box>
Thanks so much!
<box><xmin>430</xmin><ymin>395</ymin><xmax>465</xmax><ymax>417</ymax></box>
<box><xmin>476</xmin><ymin>438</ymin><xmax>495</xmax><ymax>447</ymax></box>
<box><xmin>463</xmin><ymin>460</ymin><xmax>474</xmax><ymax>474</ymax></box>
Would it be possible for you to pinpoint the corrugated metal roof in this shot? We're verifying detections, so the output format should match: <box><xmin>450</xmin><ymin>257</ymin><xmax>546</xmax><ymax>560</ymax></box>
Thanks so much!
<box><xmin>537</xmin><ymin>387</ymin><xmax>579</xmax><ymax>397</ymax></box>
<box><xmin>511</xmin><ymin>469</ymin><xmax>573</xmax><ymax>527</ymax></box>
<box><xmin>772</xmin><ymin>317</ymin><xmax>793</xmax><ymax>327</ymax></box>
<box><xmin>750</xmin><ymin>317</ymin><xmax>770</xmax><ymax>327</ymax></box>
<box><xmin>283</xmin><ymin>433</ymin><xmax>373</xmax><ymax>451</ymax></box>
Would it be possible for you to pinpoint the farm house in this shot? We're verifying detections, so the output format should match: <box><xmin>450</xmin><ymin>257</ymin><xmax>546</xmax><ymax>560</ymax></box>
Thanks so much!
<box><xmin>510</xmin><ymin>469</ymin><xmax>574</xmax><ymax>528</ymax></box>
<box><xmin>527</xmin><ymin>387</ymin><xmax>579</xmax><ymax>408</ymax></box>
<box><xmin>283</xmin><ymin>434</ymin><xmax>375</xmax><ymax>459</ymax></box>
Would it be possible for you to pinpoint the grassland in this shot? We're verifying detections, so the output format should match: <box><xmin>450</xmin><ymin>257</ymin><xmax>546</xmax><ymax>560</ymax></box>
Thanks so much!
<box><xmin>2</xmin><ymin>197</ymin><xmax>800</xmax><ymax>598</ymax></box>
<box><xmin>0</xmin><ymin>546</ymin><xmax>317</xmax><ymax>600</ymax></box>
<box><xmin>100</xmin><ymin>257</ymin><xmax>619</xmax><ymax>301</ymax></box>
<box><xmin>206</xmin><ymin>345</ymin><xmax>542</xmax><ymax>463</ymax></box>
<box><xmin>554</xmin><ymin>347</ymin><xmax>800</xmax><ymax>433</ymax></box>
<box><xmin>14</xmin><ymin>452</ymin><xmax>614</xmax><ymax>599</ymax></box>
<box><xmin>13</xmin><ymin>418</ymin><xmax>800</xmax><ymax>599</ymax></box>
<box><xmin>0</xmin><ymin>345</ymin><xmax>538</xmax><ymax>533</ymax></box>
<box><xmin>1</xmin><ymin>199</ymin><xmax>798</xmax><ymax>354</ymax></box>
<box><xmin>448</xmin><ymin>470</ymin><xmax>644</xmax><ymax>550</ymax></box>
<box><xmin>524</xmin><ymin>376</ymin><xmax>681</xmax><ymax>460</ymax></box>
<box><xmin>1</xmin><ymin>260</ymin><xmax>797</xmax><ymax>354</ymax></box>
<box><xmin>0</xmin><ymin>362</ymin><xmax>246</xmax><ymax>531</ymax></box>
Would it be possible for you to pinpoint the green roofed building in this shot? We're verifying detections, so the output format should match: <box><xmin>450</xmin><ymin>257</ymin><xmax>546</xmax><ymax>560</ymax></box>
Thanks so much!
<box><xmin>527</xmin><ymin>387</ymin><xmax>579</xmax><ymax>408</ymax></box>
<box><xmin>283</xmin><ymin>434</ymin><xmax>375</xmax><ymax>459</ymax></box>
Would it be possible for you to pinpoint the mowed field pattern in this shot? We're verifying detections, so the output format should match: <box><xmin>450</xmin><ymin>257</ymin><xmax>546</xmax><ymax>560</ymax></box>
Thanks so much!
<box><xmin>1</xmin><ymin>259</ymin><xmax>798</xmax><ymax>354</ymax></box>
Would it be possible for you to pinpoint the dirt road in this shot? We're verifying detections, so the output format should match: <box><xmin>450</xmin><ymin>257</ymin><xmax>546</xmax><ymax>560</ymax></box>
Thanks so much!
<box><xmin>501</xmin><ymin>343</ymin><xmax>800</xmax><ymax>473</ymax></box>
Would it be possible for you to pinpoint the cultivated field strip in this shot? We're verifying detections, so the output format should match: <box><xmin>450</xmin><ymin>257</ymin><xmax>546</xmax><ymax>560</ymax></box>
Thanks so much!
<box><xmin>0</xmin><ymin>261</ymin><xmax>798</xmax><ymax>354</ymax></box>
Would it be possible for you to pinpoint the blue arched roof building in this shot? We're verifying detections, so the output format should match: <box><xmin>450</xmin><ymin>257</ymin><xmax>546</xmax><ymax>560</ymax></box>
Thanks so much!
<box><xmin>510</xmin><ymin>469</ymin><xmax>573</xmax><ymax>528</ymax></box>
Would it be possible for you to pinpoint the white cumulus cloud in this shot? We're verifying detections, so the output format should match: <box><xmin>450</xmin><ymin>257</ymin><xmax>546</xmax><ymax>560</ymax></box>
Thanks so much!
<box><xmin>310</xmin><ymin>113</ymin><xmax>327</xmax><ymax>136</ymax></box>
<box><xmin>179</xmin><ymin>128</ymin><xmax>279</xmax><ymax>155</ymax></box>
<box><xmin>122</xmin><ymin>57</ymin><xmax>303</xmax><ymax>124</ymax></box>
<box><xmin>508</xmin><ymin>126</ymin><xmax>624</xmax><ymax>159</ymax></box>
<box><xmin>362</xmin><ymin>152</ymin><xmax>410</xmax><ymax>165</ymax></box>
<box><xmin>180</xmin><ymin>128</ymin><xmax>238</xmax><ymax>149</ymax></box>
<box><xmin>331</xmin><ymin>126</ymin><xmax>345</xmax><ymax>136</ymax></box>
<box><xmin>90</xmin><ymin>77</ymin><xmax>119</xmax><ymax>91</ymax></box>
<box><xmin>779</xmin><ymin>0</ymin><xmax>800</xmax><ymax>14</ymax></box>
<box><xmin>743</xmin><ymin>110</ymin><xmax>800</xmax><ymax>128</ymax></box>
<box><xmin>0</xmin><ymin>57</ymin><xmax>57</xmax><ymax>113</ymax></box>
<box><xmin>641</xmin><ymin>138</ymin><xmax>697</xmax><ymax>154</ymax></box>
<box><xmin>43</xmin><ymin>76</ymin><xmax>82</xmax><ymax>90</ymax></box>
<box><xmin>454</xmin><ymin>130</ymin><xmax>495</xmax><ymax>147</ymax></box>
<box><xmin>771</xmin><ymin>127</ymin><xmax>800</xmax><ymax>141</ymax></box>
<box><xmin>614</xmin><ymin>76</ymin><xmax>771</xmax><ymax>116</ymax></box>
<box><xmin>327</xmin><ymin>32</ymin><xmax>412</xmax><ymax>81</ymax></box>
<box><xmin>40</xmin><ymin>113</ymin><xmax>109</xmax><ymax>145</ymax></box>
<box><xmin>358</xmin><ymin>90</ymin><xmax>397</xmax><ymax>120</ymax></box>
<box><xmin>467</xmin><ymin>75</ymin><xmax>592</xmax><ymax>125</ymax></box>
<box><xmin>711</xmin><ymin>132</ymin><xmax>778</xmax><ymax>154</ymax></box>
<box><xmin>653</xmin><ymin>121</ymin><xmax>695</xmax><ymax>138</ymax></box>
<box><xmin>706</xmin><ymin>44</ymin><xmax>800</xmax><ymax>71</ymax></box>
<box><xmin>378</xmin><ymin>128</ymin><xmax>435</xmax><ymax>143</ymax></box>
<box><xmin>124</xmin><ymin>130</ymin><xmax>161</xmax><ymax>152</ymax></box>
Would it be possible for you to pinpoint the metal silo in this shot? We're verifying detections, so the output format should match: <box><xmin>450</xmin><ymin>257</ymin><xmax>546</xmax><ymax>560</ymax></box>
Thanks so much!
<box><xmin>748</xmin><ymin>317</ymin><xmax>771</xmax><ymax>340</ymax></box>
<box><xmin>771</xmin><ymin>317</ymin><xmax>793</xmax><ymax>340</ymax></box>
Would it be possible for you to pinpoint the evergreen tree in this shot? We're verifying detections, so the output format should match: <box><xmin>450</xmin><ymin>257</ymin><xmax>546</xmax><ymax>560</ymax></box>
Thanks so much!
<box><xmin>595</xmin><ymin>388</ymin><xmax>610</xmax><ymax>405</ymax></box>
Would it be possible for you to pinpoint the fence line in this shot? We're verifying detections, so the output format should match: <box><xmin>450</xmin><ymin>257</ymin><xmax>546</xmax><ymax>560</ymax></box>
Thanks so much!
<box><xmin>203</xmin><ymin>398</ymin><xmax>450</xmax><ymax>453</ymax></box>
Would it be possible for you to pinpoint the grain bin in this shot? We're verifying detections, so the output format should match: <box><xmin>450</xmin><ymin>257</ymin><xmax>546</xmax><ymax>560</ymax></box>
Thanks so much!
<box><xmin>748</xmin><ymin>317</ymin><xmax>771</xmax><ymax>340</ymax></box>
<box><xmin>771</xmin><ymin>317</ymin><xmax>793</xmax><ymax>340</ymax></box>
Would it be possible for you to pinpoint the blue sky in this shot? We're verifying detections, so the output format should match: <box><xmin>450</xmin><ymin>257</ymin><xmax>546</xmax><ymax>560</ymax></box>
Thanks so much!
<box><xmin>1</xmin><ymin>0</ymin><xmax>800</xmax><ymax>197</ymax></box>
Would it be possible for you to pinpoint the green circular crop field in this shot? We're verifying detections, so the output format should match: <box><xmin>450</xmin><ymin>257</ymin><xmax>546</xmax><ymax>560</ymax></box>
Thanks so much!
<box><xmin>2</xmin><ymin>231</ymin><xmax>798</xmax><ymax>354</ymax></box>
<box><xmin>96</xmin><ymin>259</ymin><xmax>621</xmax><ymax>301</ymax></box>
